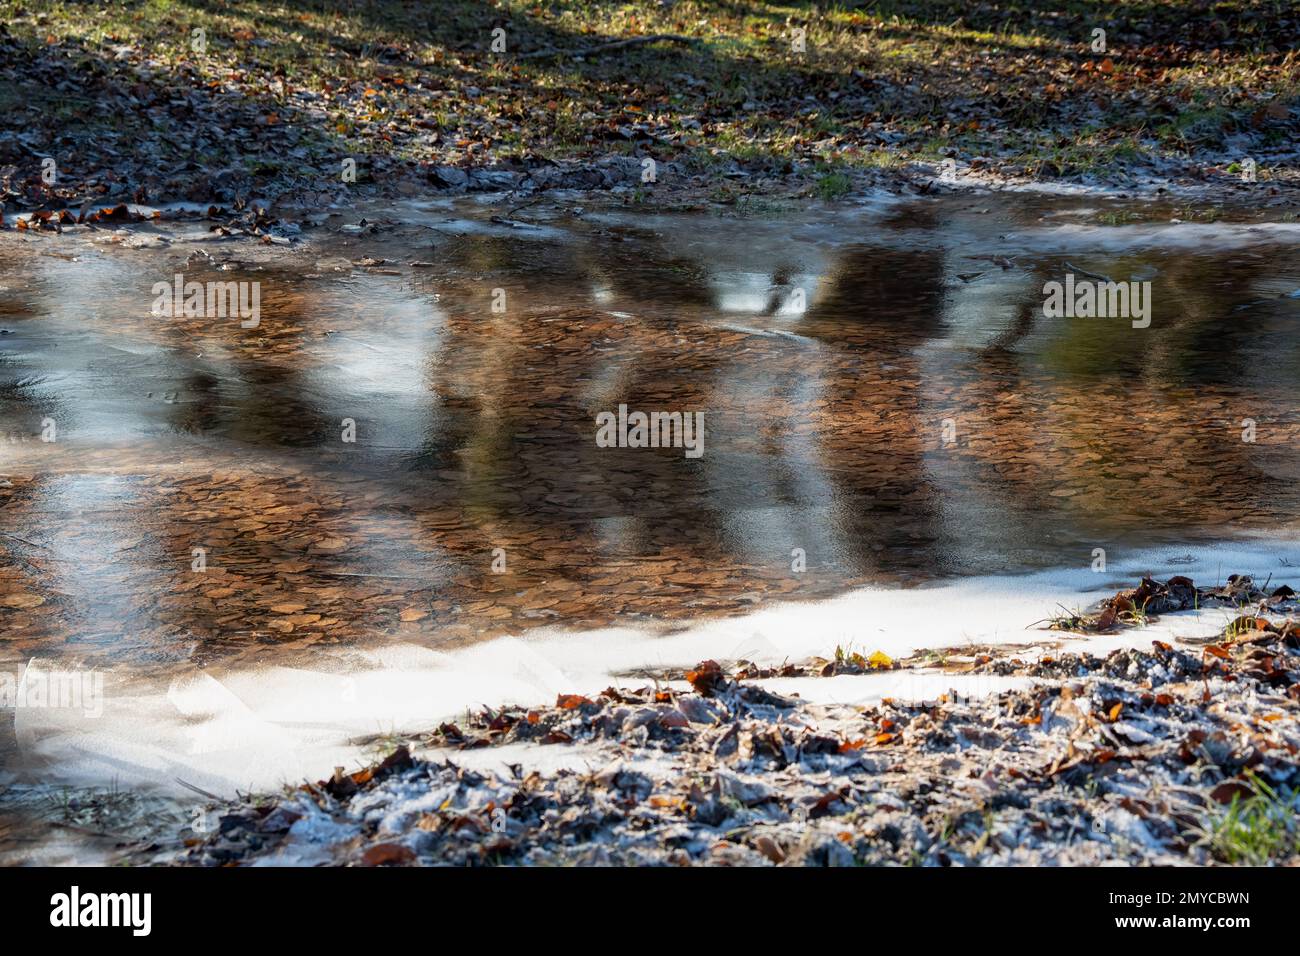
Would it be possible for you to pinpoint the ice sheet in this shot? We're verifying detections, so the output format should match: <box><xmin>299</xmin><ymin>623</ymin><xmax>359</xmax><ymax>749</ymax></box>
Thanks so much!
<box><xmin>10</xmin><ymin>537</ymin><xmax>1297</xmax><ymax>798</ymax></box>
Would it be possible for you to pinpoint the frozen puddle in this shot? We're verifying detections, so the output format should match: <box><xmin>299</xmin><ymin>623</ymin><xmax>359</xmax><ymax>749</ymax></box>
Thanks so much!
<box><xmin>7</xmin><ymin>537</ymin><xmax>1296</xmax><ymax>804</ymax></box>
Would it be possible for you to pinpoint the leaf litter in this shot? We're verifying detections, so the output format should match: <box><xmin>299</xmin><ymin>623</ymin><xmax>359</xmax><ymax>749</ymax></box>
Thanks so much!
<box><xmin>145</xmin><ymin>573</ymin><xmax>1300</xmax><ymax>867</ymax></box>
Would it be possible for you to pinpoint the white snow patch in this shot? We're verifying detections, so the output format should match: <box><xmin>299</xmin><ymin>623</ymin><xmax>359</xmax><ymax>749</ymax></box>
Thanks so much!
<box><xmin>10</xmin><ymin>537</ymin><xmax>1298</xmax><ymax>801</ymax></box>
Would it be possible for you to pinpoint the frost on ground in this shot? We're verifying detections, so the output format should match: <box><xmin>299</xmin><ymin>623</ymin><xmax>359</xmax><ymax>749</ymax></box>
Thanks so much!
<box><xmin>157</xmin><ymin>575</ymin><xmax>1300</xmax><ymax>868</ymax></box>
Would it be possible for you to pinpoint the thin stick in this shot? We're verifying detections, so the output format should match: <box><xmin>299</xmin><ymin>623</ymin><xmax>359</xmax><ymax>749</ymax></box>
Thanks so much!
<box><xmin>175</xmin><ymin>777</ymin><xmax>226</xmax><ymax>802</ymax></box>
<box><xmin>1064</xmin><ymin>261</ymin><xmax>1112</xmax><ymax>283</ymax></box>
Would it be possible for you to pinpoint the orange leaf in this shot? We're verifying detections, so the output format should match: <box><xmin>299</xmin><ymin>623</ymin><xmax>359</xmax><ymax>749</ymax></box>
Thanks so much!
<box><xmin>556</xmin><ymin>694</ymin><xmax>591</xmax><ymax>710</ymax></box>
<box><xmin>361</xmin><ymin>843</ymin><xmax>414</xmax><ymax>866</ymax></box>
<box><xmin>685</xmin><ymin>660</ymin><xmax>725</xmax><ymax>695</ymax></box>
<box><xmin>1108</xmin><ymin>702</ymin><xmax>1123</xmax><ymax>721</ymax></box>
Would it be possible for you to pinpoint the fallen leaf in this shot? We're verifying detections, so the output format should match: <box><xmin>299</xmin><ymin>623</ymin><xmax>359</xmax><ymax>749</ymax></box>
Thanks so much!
<box><xmin>1210</xmin><ymin>780</ymin><xmax>1254</xmax><ymax>804</ymax></box>
<box><xmin>361</xmin><ymin>843</ymin><xmax>415</xmax><ymax>866</ymax></box>
<box><xmin>753</xmin><ymin>834</ymin><xmax>785</xmax><ymax>863</ymax></box>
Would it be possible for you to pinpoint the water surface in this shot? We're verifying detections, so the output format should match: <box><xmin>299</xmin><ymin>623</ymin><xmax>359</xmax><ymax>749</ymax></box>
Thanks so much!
<box><xmin>2</xmin><ymin>195</ymin><xmax>1299</xmax><ymax>679</ymax></box>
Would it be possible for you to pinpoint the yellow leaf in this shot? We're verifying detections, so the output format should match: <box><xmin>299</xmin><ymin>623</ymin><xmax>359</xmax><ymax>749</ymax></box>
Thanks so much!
<box><xmin>867</xmin><ymin>650</ymin><xmax>894</xmax><ymax>669</ymax></box>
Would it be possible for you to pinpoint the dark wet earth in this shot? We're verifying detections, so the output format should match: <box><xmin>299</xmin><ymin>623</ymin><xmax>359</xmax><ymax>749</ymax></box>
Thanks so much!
<box><xmin>1</xmin><ymin>194</ymin><xmax>1299</xmax><ymax>675</ymax></box>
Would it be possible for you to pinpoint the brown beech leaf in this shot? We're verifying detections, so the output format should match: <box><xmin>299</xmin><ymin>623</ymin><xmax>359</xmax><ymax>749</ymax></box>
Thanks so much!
<box><xmin>685</xmin><ymin>659</ymin><xmax>726</xmax><ymax>696</ymax></box>
<box><xmin>361</xmin><ymin>843</ymin><xmax>415</xmax><ymax>866</ymax></box>
<box><xmin>1210</xmin><ymin>780</ymin><xmax>1254</xmax><ymax>804</ymax></box>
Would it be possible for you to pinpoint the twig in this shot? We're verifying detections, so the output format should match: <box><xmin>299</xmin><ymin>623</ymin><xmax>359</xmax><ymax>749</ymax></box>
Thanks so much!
<box><xmin>175</xmin><ymin>777</ymin><xmax>226</xmax><ymax>802</ymax></box>
<box><xmin>505</xmin><ymin>195</ymin><xmax>546</xmax><ymax>217</ymax></box>
<box><xmin>518</xmin><ymin>33</ymin><xmax>699</xmax><ymax>60</ymax></box>
<box><xmin>1064</xmin><ymin>261</ymin><xmax>1113</xmax><ymax>283</ymax></box>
